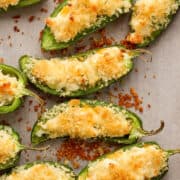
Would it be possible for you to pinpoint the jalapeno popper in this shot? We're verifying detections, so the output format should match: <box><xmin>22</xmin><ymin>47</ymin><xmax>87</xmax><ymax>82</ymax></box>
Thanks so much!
<box><xmin>0</xmin><ymin>64</ymin><xmax>43</xmax><ymax>114</ymax></box>
<box><xmin>31</xmin><ymin>99</ymin><xmax>164</xmax><ymax>145</ymax></box>
<box><xmin>19</xmin><ymin>46</ymin><xmax>142</xmax><ymax>97</ymax></box>
<box><xmin>0</xmin><ymin>0</ymin><xmax>42</xmax><ymax>12</ymax></box>
<box><xmin>78</xmin><ymin>142</ymin><xmax>180</xmax><ymax>180</ymax></box>
<box><xmin>0</xmin><ymin>125</ymin><xmax>47</xmax><ymax>171</ymax></box>
<box><xmin>126</xmin><ymin>0</ymin><xmax>180</xmax><ymax>47</ymax></box>
<box><xmin>1</xmin><ymin>161</ymin><xmax>75</xmax><ymax>179</ymax></box>
<box><xmin>41</xmin><ymin>0</ymin><xmax>133</xmax><ymax>50</ymax></box>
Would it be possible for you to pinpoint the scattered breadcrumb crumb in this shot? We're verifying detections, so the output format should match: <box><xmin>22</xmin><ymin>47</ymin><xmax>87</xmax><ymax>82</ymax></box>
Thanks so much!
<box><xmin>118</xmin><ymin>88</ymin><xmax>143</xmax><ymax>113</ymax></box>
<box><xmin>56</xmin><ymin>139</ymin><xmax>112</xmax><ymax>169</ymax></box>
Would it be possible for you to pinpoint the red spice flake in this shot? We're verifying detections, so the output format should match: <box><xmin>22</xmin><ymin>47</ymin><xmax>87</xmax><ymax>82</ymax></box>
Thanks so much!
<box><xmin>147</xmin><ymin>104</ymin><xmax>151</xmax><ymax>108</ymax></box>
<box><xmin>28</xmin><ymin>100</ymin><xmax>33</xmax><ymax>106</ymax></box>
<box><xmin>13</xmin><ymin>26</ymin><xmax>20</xmax><ymax>32</ymax></box>
<box><xmin>40</xmin><ymin>7</ymin><xmax>48</xmax><ymax>13</ymax></box>
<box><xmin>26</xmin><ymin>126</ymin><xmax>32</xmax><ymax>132</ymax></box>
<box><xmin>33</xmin><ymin>104</ymin><xmax>41</xmax><ymax>112</ymax></box>
<box><xmin>12</xmin><ymin>15</ymin><xmax>21</xmax><ymax>19</ymax></box>
<box><xmin>56</xmin><ymin>139</ymin><xmax>111</xmax><ymax>169</ymax></box>
<box><xmin>118</xmin><ymin>88</ymin><xmax>143</xmax><ymax>113</ymax></box>
<box><xmin>28</xmin><ymin>16</ymin><xmax>35</xmax><ymax>22</ymax></box>
<box><xmin>12</xmin><ymin>15</ymin><xmax>21</xmax><ymax>23</ymax></box>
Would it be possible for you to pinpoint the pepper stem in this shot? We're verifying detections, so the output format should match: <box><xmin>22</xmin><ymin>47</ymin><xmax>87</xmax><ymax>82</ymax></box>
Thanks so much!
<box><xmin>167</xmin><ymin>149</ymin><xmax>180</xmax><ymax>156</ymax></box>
<box><xmin>24</xmin><ymin>89</ymin><xmax>45</xmax><ymax>115</ymax></box>
<box><xmin>133</xmin><ymin>49</ymin><xmax>152</xmax><ymax>63</ymax></box>
<box><xmin>139</xmin><ymin>121</ymin><xmax>164</xmax><ymax>136</ymax></box>
<box><xmin>22</xmin><ymin>145</ymin><xmax>50</xmax><ymax>151</ymax></box>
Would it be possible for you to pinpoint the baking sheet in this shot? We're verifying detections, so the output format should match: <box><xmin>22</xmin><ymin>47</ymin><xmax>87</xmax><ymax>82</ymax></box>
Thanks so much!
<box><xmin>0</xmin><ymin>0</ymin><xmax>180</xmax><ymax>179</ymax></box>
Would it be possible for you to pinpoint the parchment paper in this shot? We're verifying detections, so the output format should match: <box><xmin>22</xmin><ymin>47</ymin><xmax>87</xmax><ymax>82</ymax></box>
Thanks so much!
<box><xmin>0</xmin><ymin>1</ymin><xmax>180</xmax><ymax>179</ymax></box>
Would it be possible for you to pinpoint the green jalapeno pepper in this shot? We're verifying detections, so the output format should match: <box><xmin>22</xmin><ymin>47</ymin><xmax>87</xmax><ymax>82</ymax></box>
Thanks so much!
<box><xmin>125</xmin><ymin>0</ymin><xmax>180</xmax><ymax>47</ymax></box>
<box><xmin>31</xmin><ymin>99</ymin><xmax>164</xmax><ymax>145</ymax></box>
<box><xmin>78</xmin><ymin>142</ymin><xmax>180</xmax><ymax>180</ymax></box>
<box><xmin>1</xmin><ymin>161</ymin><xmax>75</xmax><ymax>179</ymax></box>
<box><xmin>0</xmin><ymin>0</ymin><xmax>42</xmax><ymax>13</ymax></box>
<box><xmin>19</xmin><ymin>46</ymin><xmax>145</xmax><ymax>97</ymax></box>
<box><xmin>0</xmin><ymin>125</ymin><xmax>48</xmax><ymax>172</ymax></box>
<box><xmin>41</xmin><ymin>0</ymin><xmax>133</xmax><ymax>50</ymax></box>
<box><xmin>0</xmin><ymin>64</ymin><xmax>44</xmax><ymax>114</ymax></box>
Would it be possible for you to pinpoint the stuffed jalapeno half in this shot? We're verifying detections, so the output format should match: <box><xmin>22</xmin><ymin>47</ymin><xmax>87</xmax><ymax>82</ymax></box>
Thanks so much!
<box><xmin>0</xmin><ymin>125</ymin><xmax>47</xmax><ymax>171</ymax></box>
<box><xmin>1</xmin><ymin>161</ymin><xmax>75</xmax><ymax>179</ymax></box>
<box><xmin>19</xmin><ymin>46</ymin><xmax>141</xmax><ymax>97</ymax></box>
<box><xmin>78</xmin><ymin>142</ymin><xmax>180</xmax><ymax>180</ymax></box>
<box><xmin>0</xmin><ymin>0</ymin><xmax>42</xmax><ymax>12</ymax></box>
<box><xmin>31</xmin><ymin>99</ymin><xmax>164</xmax><ymax>145</ymax></box>
<box><xmin>0</xmin><ymin>64</ymin><xmax>43</xmax><ymax>114</ymax></box>
<box><xmin>126</xmin><ymin>0</ymin><xmax>180</xmax><ymax>47</ymax></box>
<box><xmin>41</xmin><ymin>0</ymin><xmax>133</xmax><ymax>50</ymax></box>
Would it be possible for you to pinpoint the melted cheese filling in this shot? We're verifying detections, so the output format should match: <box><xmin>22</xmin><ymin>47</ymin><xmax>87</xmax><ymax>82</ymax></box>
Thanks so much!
<box><xmin>27</xmin><ymin>47</ymin><xmax>131</xmax><ymax>95</ymax></box>
<box><xmin>38</xmin><ymin>99</ymin><xmax>132</xmax><ymax>139</ymax></box>
<box><xmin>0</xmin><ymin>70</ymin><xmax>24</xmax><ymax>106</ymax></box>
<box><xmin>4</xmin><ymin>164</ymin><xmax>74</xmax><ymax>180</ymax></box>
<box><xmin>127</xmin><ymin>0</ymin><xmax>179</xmax><ymax>44</ymax></box>
<box><xmin>0</xmin><ymin>0</ymin><xmax>20</xmax><ymax>9</ymax></box>
<box><xmin>86</xmin><ymin>145</ymin><xmax>168</xmax><ymax>180</ymax></box>
<box><xmin>46</xmin><ymin>0</ymin><xmax>132</xmax><ymax>42</ymax></box>
<box><xmin>0</xmin><ymin>130</ymin><xmax>19</xmax><ymax>164</ymax></box>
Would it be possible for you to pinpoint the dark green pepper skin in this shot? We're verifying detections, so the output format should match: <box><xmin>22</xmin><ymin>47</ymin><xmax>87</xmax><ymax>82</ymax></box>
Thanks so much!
<box><xmin>0</xmin><ymin>125</ymin><xmax>23</xmax><ymax>172</ymax></box>
<box><xmin>0</xmin><ymin>0</ymin><xmax>42</xmax><ymax>13</ymax></box>
<box><xmin>19</xmin><ymin>46</ymin><xmax>139</xmax><ymax>98</ymax></box>
<box><xmin>78</xmin><ymin>142</ymin><xmax>180</xmax><ymax>180</ymax></box>
<box><xmin>0</xmin><ymin>64</ymin><xmax>27</xmax><ymax>114</ymax></box>
<box><xmin>126</xmin><ymin>0</ymin><xmax>180</xmax><ymax>47</ymax></box>
<box><xmin>31</xmin><ymin>99</ymin><xmax>164</xmax><ymax>145</ymax></box>
<box><xmin>41</xmin><ymin>0</ymin><xmax>133</xmax><ymax>50</ymax></box>
<box><xmin>1</xmin><ymin>161</ymin><xmax>76</xmax><ymax>179</ymax></box>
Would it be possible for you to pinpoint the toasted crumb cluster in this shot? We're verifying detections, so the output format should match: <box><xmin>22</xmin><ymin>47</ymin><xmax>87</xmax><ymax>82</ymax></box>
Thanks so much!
<box><xmin>118</xmin><ymin>88</ymin><xmax>143</xmax><ymax>113</ymax></box>
<box><xmin>56</xmin><ymin>139</ymin><xmax>112</xmax><ymax>169</ymax></box>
